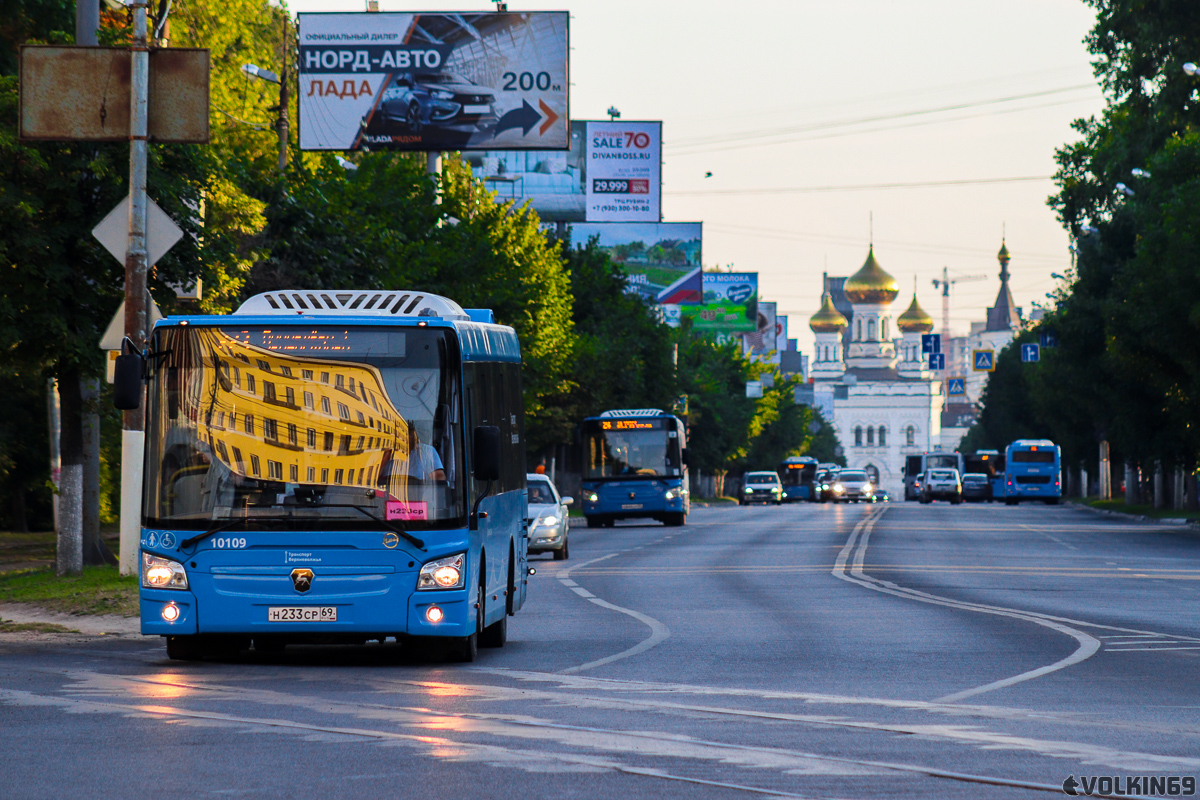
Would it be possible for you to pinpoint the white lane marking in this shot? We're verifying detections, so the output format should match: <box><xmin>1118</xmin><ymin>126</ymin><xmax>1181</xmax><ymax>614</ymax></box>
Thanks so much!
<box><xmin>833</xmin><ymin>509</ymin><xmax>1102</xmax><ymax>704</ymax></box>
<box><xmin>1106</xmin><ymin>646</ymin><xmax>1200</xmax><ymax>652</ymax></box>
<box><xmin>553</xmin><ymin>546</ymin><xmax>671</xmax><ymax>674</ymax></box>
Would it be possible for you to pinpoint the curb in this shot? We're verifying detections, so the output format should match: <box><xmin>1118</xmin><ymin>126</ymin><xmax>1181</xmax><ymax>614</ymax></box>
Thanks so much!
<box><xmin>0</xmin><ymin>603</ymin><xmax>140</xmax><ymax>636</ymax></box>
<box><xmin>1067</xmin><ymin>500</ymin><xmax>1200</xmax><ymax>528</ymax></box>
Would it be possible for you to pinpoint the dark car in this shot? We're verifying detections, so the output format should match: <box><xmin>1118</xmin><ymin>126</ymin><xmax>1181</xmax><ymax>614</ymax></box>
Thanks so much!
<box><xmin>377</xmin><ymin>71</ymin><xmax>497</xmax><ymax>133</ymax></box>
<box><xmin>814</xmin><ymin>469</ymin><xmax>839</xmax><ymax>502</ymax></box>
<box><xmin>961</xmin><ymin>472</ymin><xmax>992</xmax><ymax>502</ymax></box>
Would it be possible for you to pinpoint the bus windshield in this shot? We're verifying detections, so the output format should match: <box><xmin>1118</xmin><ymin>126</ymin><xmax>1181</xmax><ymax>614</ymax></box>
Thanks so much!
<box><xmin>584</xmin><ymin>418</ymin><xmax>681</xmax><ymax>479</ymax></box>
<box><xmin>142</xmin><ymin>325</ymin><xmax>465</xmax><ymax>530</ymax></box>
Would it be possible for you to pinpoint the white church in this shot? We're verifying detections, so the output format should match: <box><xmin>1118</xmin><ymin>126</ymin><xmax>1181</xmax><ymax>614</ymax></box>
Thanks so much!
<box><xmin>806</xmin><ymin>242</ymin><xmax>1021</xmax><ymax>497</ymax></box>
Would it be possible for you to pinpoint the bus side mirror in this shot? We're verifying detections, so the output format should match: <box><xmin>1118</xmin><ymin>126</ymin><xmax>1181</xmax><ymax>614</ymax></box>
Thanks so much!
<box><xmin>113</xmin><ymin>354</ymin><xmax>143</xmax><ymax>410</ymax></box>
<box><xmin>473</xmin><ymin>425</ymin><xmax>501</xmax><ymax>481</ymax></box>
<box><xmin>682</xmin><ymin>447</ymin><xmax>691</xmax><ymax>467</ymax></box>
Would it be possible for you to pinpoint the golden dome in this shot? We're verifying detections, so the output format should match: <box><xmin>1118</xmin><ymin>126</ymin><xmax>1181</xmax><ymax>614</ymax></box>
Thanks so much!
<box><xmin>896</xmin><ymin>293</ymin><xmax>934</xmax><ymax>333</ymax></box>
<box><xmin>998</xmin><ymin>239</ymin><xmax>1010</xmax><ymax>266</ymax></box>
<box><xmin>843</xmin><ymin>246</ymin><xmax>899</xmax><ymax>304</ymax></box>
<box><xmin>809</xmin><ymin>293</ymin><xmax>848</xmax><ymax>333</ymax></box>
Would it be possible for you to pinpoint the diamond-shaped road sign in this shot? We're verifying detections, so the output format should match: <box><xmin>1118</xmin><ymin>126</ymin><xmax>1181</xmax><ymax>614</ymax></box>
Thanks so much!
<box><xmin>973</xmin><ymin>350</ymin><xmax>995</xmax><ymax>371</ymax></box>
<box><xmin>92</xmin><ymin>194</ymin><xmax>184</xmax><ymax>268</ymax></box>
<box><xmin>1021</xmin><ymin>343</ymin><xmax>1040</xmax><ymax>363</ymax></box>
<box><xmin>947</xmin><ymin>377</ymin><xmax>966</xmax><ymax>395</ymax></box>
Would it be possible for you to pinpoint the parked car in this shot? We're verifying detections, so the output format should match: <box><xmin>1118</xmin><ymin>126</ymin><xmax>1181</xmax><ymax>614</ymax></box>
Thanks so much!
<box><xmin>920</xmin><ymin>468</ymin><xmax>962</xmax><ymax>504</ymax></box>
<box><xmin>831</xmin><ymin>469</ymin><xmax>874</xmax><ymax>503</ymax></box>
<box><xmin>378</xmin><ymin>71</ymin><xmax>498</xmax><ymax>133</ymax></box>
<box><xmin>741</xmin><ymin>471</ymin><xmax>783</xmax><ymax>505</ymax></box>
<box><xmin>961</xmin><ymin>472</ymin><xmax>992</xmax><ymax>502</ymax></box>
<box><xmin>526</xmin><ymin>473</ymin><xmax>573</xmax><ymax>560</ymax></box>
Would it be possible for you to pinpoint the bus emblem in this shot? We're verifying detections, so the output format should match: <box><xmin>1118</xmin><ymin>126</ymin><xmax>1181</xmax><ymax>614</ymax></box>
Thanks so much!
<box><xmin>291</xmin><ymin>569</ymin><xmax>314</xmax><ymax>593</ymax></box>
<box><xmin>382</xmin><ymin>532</ymin><xmax>399</xmax><ymax>549</ymax></box>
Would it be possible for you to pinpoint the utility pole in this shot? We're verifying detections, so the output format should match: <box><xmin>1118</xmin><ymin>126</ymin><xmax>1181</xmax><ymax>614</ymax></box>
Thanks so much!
<box><xmin>277</xmin><ymin>16</ymin><xmax>289</xmax><ymax>173</ymax></box>
<box><xmin>119</xmin><ymin>0</ymin><xmax>150</xmax><ymax>576</ymax></box>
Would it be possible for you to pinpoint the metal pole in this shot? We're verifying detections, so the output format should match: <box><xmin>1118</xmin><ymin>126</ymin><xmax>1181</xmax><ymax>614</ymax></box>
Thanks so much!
<box><xmin>76</xmin><ymin>0</ymin><xmax>99</xmax><ymax>46</ymax></box>
<box><xmin>277</xmin><ymin>16</ymin><xmax>289</xmax><ymax>173</ymax></box>
<box><xmin>120</xmin><ymin>2</ymin><xmax>150</xmax><ymax>576</ymax></box>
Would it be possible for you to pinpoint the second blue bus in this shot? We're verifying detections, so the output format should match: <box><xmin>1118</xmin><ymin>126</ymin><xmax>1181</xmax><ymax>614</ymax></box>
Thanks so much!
<box><xmin>1003</xmin><ymin>439</ymin><xmax>1062</xmax><ymax>504</ymax></box>
<box><xmin>580</xmin><ymin>409</ymin><xmax>689</xmax><ymax>527</ymax></box>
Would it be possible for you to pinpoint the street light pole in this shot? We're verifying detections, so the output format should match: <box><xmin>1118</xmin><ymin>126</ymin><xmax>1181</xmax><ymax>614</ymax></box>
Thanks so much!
<box><xmin>120</xmin><ymin>0</ymin><xmax>150</xmax><ymax>576</ymax></box>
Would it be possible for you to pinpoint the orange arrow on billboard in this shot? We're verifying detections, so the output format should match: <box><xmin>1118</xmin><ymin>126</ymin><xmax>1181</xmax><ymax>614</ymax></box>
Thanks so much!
<box><xmin>538</xmin><ymin>99</ymin><xmax>559</xmax><ymax>136</ymax></box>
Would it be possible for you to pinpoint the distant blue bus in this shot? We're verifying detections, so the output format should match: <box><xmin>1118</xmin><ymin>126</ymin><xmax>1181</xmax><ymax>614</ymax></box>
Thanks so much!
<box><xmin>779</xmin><ymin>456</ymin><xmax>819</xmax><ymax>502</ymax></box>
<box><xmin>580</xmin><ymin>409</ymin><xmax>688</xmax><ymax>527</ymax></box>
<box><xmin>117</xmin><ymin>290</ymin><xmax>529</xmax><ymax>663</ymax></box>
<box><xmin>1003</xmin><ymin>440</ymin><xmax>1061</xmax><ymax>504</ymax></box>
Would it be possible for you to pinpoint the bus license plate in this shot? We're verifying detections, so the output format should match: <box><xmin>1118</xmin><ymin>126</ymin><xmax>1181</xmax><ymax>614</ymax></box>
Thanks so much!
<box><xmin>621</xmin><ymin>503</ymin><xmax>643</xmax><ymax>510</ymax></box>
<box><xmin>268</xmin><ymin>606</ymin><xmax>337</xmax><ymax>622</ymax></box>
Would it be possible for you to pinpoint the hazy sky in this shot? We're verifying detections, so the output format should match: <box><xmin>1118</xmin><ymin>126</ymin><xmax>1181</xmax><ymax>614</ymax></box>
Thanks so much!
<box><xmin>284</xmin><ymin>0</ymin><xmax>1107</xmax><ymax>354</ymax></box>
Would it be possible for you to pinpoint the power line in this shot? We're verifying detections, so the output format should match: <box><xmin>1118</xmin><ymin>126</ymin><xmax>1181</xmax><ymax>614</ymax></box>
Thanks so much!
<box><xmin>669</xmin><ymin>175</ymin><xmax>1052</xmax><ymax>196</ymax></box>
<box><xmin>666</xmin><ymin>84</ymin><xmax>1096</xmax><ymax>150</ymax></box>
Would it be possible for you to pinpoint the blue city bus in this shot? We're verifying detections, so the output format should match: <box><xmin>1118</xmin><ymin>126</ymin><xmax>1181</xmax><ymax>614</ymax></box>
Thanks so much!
<box><xmin>779</xmin><ymin>456</ymin><xmax>819</xmax><ymax>502</ymax></box>
<box><xmin>1003</xmin><ymin>439</ymin><xmax>1062</xmax><ymax>505</ymax></box>
<box><xmin>580</xmin><ymin>409</ymin><xmax>688</xmax><ymax>527</ymax></box>
<box><xmin>114</xmin><ymin>290</ymin><xmax>529</xmax><ymax>663</ymax></box>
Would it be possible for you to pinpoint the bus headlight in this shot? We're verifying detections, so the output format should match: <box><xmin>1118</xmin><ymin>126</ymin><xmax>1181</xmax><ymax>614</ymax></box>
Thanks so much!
<box><xmin>417</xmin><ymin>553</ymin><xmax>465</xmax><ymax>590</ymax></box>
<box><xmin>587</xmin><ymin>492</ymin><xmax>599</xmax><ymax>502</ymax></box>
<box><xmin>142</xmin><ymin>552</ymin><xmax>188</xmax><ymax>590</ymax></box>
<box><xmin>744</xmin><ymin>487</ymin><xmax>753</xmax><ymax>494</ymax></box>
<box><xmin>664</xmin><ymin>488</ymin><xmax>681</xmax><ymax>501</ymax></box>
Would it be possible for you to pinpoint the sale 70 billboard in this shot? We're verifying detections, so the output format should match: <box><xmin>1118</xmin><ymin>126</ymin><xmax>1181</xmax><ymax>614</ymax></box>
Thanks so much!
<box><xmin>297</xmin><ymin>12</ymin><xmax>568</xmax><ymax>152</ymax></box>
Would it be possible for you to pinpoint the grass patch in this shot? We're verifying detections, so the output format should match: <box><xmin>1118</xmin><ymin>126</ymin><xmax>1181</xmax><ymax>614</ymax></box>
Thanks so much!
<box><xmin>0</xmin><ymin>618</ymin><xmax>76</xmax><ymax>634</ymax></box>
<box><xmin>1083</xmin><ymin>499</ymin><xmax>1200</xmax><ymax>520</ymax></box>
<box><xmin>0</xmin><ymin>565</ymin><xmax>139</xmax><ymax>617</ymax></box>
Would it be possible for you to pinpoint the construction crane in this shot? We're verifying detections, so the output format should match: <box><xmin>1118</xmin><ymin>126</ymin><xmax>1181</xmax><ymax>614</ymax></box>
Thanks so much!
<box><xmin>932</xmin><ymin>267</ymin><xmax>988</xmax><ymax>373</ymax></box>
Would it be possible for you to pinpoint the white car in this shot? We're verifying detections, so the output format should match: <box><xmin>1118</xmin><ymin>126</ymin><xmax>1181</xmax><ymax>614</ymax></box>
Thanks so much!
<box><xmin>526</xmin><ymin>474</ymin><xmax>573</xmax><ymax>560</ymax></box>
<box><xmin>740</xmin><ymin>471</ymin><xmax>783</xmax><ymax>505</ymax></box>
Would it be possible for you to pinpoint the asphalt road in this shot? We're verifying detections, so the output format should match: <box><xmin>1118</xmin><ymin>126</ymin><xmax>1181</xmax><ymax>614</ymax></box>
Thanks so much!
<box><xmin>5</xmin><ymin>502</ymin><xmax>1200</xmax><ymax>800</ymax></box>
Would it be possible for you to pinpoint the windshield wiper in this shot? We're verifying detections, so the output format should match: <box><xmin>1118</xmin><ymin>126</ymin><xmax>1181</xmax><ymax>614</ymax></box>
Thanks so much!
<box><xmin>315</xmin><ymin>504</ymin><xmax>425</xmax><ymax>550</ymax></box>
<box><xmin>180</xmin><ymin>515</ymin><xmax>293</xmax><ymax>549</ymax></box>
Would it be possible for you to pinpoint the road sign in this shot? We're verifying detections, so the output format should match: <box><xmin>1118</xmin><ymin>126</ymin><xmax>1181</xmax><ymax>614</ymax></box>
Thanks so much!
<box><xmin>19</xmin><ymin>46</ymin><xmax>210</xmax><ymax>142</ymax></box>
<box><xmin>1040</xmin><ymin>329</ymin><xmax>1058</xmax><ymax>348</ymax></box>
<box><xmin>973</xmin><ymin>350</ymin><xmax>995</xmax><ymax>371</ymax></box>
<box><xmin>92</xmin><ymin>194</ymin><xmax>184</xmax><ymax>267</ymax></box>
<box><xmin>1021</xmin><ymin>343</ymin><xmax>1040</xmax><ymax>363</ymax></box>
<box><xmin>928</xmin><ymin>352</ymin><xmax>945</xmax><ymax>370</ymax></box>
<box><xmin>921</xmin><ymin>333</ymin><xmax>941</xmax><ymax>354</ymax></box>
<box><xmin>947</xmin><ymin>377</ymin><xmax>966</xmax><ymax>396</ymax></box>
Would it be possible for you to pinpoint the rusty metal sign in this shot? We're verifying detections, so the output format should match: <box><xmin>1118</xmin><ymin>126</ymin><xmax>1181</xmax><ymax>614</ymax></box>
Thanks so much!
<box><xmin>19</xmin><ymin>46</ymin><xmax>210</xmax><ymax>143</ymax></box>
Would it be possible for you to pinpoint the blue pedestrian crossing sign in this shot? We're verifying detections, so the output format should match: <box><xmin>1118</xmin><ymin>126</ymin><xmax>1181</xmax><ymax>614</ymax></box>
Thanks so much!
<box><xmin>1021</xmin><ymin>343</ymin><xmax>1040</xmax><ymax>363</ymax></box>
<box><xmin>921</xmin><ymin>333</ymin><xmax>941</xmax><ymax>354</ymax></box>
<box><xmin>928</xmin><ymin>352</ymin><xmax>945</xmax><ymax>370</ymax></box>
<box><xmin>947</xmin><ymin>377</ymin><xmax>966</xmax><ymax>396</ymax></box>
<box><xmin>1040</xmin><ymin>329</ymin><xmax>1058</xmax><ymax>348</ymax></box>
<box><xmin>973</xmin><ymin>349</ymin><xmax>995</xmax><ymax>371</ymax></box>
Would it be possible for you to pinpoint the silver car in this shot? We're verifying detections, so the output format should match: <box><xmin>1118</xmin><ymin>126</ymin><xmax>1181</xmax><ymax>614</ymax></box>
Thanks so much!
<box><xmin>831</xmin><ymin>469</ymin><xmax>874</xmax><ymax>503</ymax></box>
<box><xmin>526</xmin><ymin>474</ymin><xmax>573</xmax><ymax>560</ymax></box>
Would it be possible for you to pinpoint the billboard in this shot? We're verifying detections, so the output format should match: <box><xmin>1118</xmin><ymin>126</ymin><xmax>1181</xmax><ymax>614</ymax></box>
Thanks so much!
<box><xmin>583</xmin><ymin>121</ymin><xmax>661</xmax><ymax>222</ymax></box>
<box><xmin>562</xmin><ymin>222</ymin><xmax>702</xmax><ymax>303</ymax></box>
<box><xmin>468</xmin><ymin>120</ymin><xmax>661</xmax><ymax>222</ymax></box>
<box><xmin>743</xmin><ymin>301</ymin><xmax>777</xmax><ymax>360</ymax></box>
<box><xmin>680</xmin><ymin>273</ymin><xmax>758</xmax><ymax>333</ymax></box>
<box><xmin>297</xmin><ymin>12</ymin><xmax>568</xmax><ymax>152</ymax></box>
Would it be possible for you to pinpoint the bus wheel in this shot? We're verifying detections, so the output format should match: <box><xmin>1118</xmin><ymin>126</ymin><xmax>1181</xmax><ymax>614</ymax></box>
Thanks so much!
<box><xmin>480</xmin><ymin>593</ymin><xmax>507</xmax><ymax>649</ymax></box>
<box><xmin>664</xmin><ymin>512</ymin><xmax>685</xmax><ymax>527</ymax></box>
<box><xmin>1005</xmin><ymin>498</ymin><xmax>1018</xmax><ymax>506</ymax></box>
<box><xmin>586</xmin><ymin>516</ymin><xmax>602</xmax><ymax>529</ymax></box>
<box><xmin>166</xmin><ymin>635</ymin><xmax>203</xmax><ymax>661</ymax></box>
<box><xmin>604</xmin><ymin>517</ymin><xmax>616</xmax><ymax>528</ymax></box>
<box><xmin>1045</xmin><ymin>497</ymin><xmax>1060</xmax><ymax>505</ymax></box>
